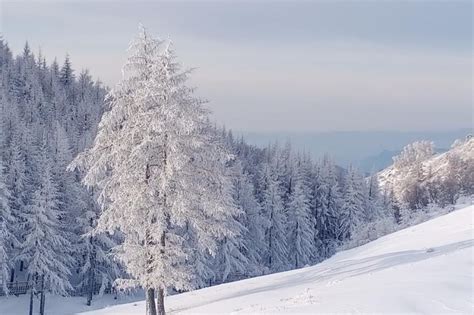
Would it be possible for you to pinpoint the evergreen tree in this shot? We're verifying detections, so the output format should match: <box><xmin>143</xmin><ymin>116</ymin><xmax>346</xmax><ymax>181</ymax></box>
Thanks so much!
<box><xmin>261</xmin><ymin>161</ymin><xmax>288</xmax><ymax>272</ymax></box>
<box><xmin>213</xmin><ymin>234</ymin><xmax>248</xmax><ymax>283</ymax></box>
<box><xmin>287</xmin><ymin>154</ymin><xmax>314</xmax><ymax>268</ymax></box>
<box><xmin>365</xmin><ymin>172</ymin><xmax>383</xmax><ymax>221</ymax></box>
<box><xmin>233</xmin><ymin>167</ymin><xmax>267</xmax><ymax>276</ymax></box>
<box><xmin>70</xmin><ymin>26</ymin><xmax>240</xmax><ymax>315</ymax></box>
<box><xmin>0</xmin><ymin>158</ymin><xmax>16</xmax><ymax>295</ymax></box>
<box><xmin>76</xmin><ymin>193</ymin><xmax>121</xmax><ymax>305</ymax></box>
<box><xmin>20</xmin><ymin>142</ymin><xmax>73</xmax><ymax>295</ymax></box>
<box><xmin>316</xmin><ymin>156</ymin><xmax>342</xmax><ymax>257</ymax></box>
<box><xmin>338</xmin><ymin>165</ymin><xmax>365</xmax><ymax>241</ymax></box>
<box><xmin>59</xmin><ymin>55</ymin><xmax>75</xmax><ymax>87</ymax></box>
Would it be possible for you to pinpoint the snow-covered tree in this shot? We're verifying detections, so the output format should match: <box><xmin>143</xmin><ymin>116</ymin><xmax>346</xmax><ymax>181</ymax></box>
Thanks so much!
<box><xmin>393</xmin><ymin>140</ymin><xmax>434</xmax><ymax>169</ymax></box>
<box><xmin>364</xmin><ymin>172</ymin><xmax>383</xmax><ymax>221</ymax></box>
<box><xmin>20</xmin><ymin>142</ymin><xmax>73</xmax><ymax>295</ymax></box>
<box><xmin>400</xmin><ymin>160</ymin><xmax>429</xmax><ymax>210</ymax></box>
<box><xmin>0</xmin><ymin>158</ymin><xmax>16</xmax><ymax>295</ymax></box>
<box><xmin>261</xmin><ymin>161</ymin><xmax>288</xmax><ymax>272</ymax></box>
<box><xmin>213</xmin><ymin>234</ymin><xmax>248</xmax><ymax>283</ymax></box>
<box><xmin>287</xmin><ymin>154</ymin><xmax>314</xmax><ymax>268</ymax></box>
<box><xmin>312</xmin><ymin>156</ymin><xmax>342</xmax><ymax>258</ymax></box>
<box><xmin>75</xmin><ymin>193</ymin><xmax>121</xmax><ymax>305</ymax></box>
<box><xmin>338</xmin><ymin>165</ymin><xmax>365</xmax><ymax>241</ymax></box>
<box><xmin>6</xmin><ymin>130</ymin><xmax>29</xmax><ymax>218</ymax></box>
<box><xmin>70</xmin><ymin>26</ymin><xmax>240</xmax><ymax>315</ymax></box>
<box><xmin>212</xmin><ymin>159</ymin><xmax>267</xmax><ymax>282</ymax></box>
<box><xmin>185</xmin><ymin>226</ymin><xmax>215</xmax><ymax>289</ymax></box>
<box><xmin>233</xmin><ymin>168</ymin><xmax>268</xmax><ymax>276</ymax></box>
<box><xmin>59</xmin><ymin>55</ymin><xmax>75</xmax><ymax>87</ymax></box>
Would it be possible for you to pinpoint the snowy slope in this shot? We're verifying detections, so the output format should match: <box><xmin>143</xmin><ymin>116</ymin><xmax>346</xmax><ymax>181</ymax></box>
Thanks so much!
<box><xmin>88</xmin><ymin>205</ymin><xmax>474</xmax><ymax>314</ymax></box>
<box><xmin>2</xmin><ymin>204</ymin><xmax>472</xmax><ymax>314</ymax></box>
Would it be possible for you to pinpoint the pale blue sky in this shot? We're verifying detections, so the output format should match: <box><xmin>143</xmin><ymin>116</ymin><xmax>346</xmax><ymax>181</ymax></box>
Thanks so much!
<box><xmin>1</xmin><ymin>0</ymin><xmax>472</xmax><ymax>132</ymax></box>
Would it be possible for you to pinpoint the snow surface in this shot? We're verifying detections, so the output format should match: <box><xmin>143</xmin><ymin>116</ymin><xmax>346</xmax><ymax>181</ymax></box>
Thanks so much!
<box><xmin>2</xmin><ymin>204</ymin><xmax>473</xmax><ymax>314</ymax></box>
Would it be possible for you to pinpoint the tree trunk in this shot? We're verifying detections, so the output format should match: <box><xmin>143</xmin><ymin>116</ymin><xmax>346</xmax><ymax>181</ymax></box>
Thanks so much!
<box><xmin>29</xmin><ymin>289</ymin><xmax>34</xmax><ymax>315</ymax></box>
<box><xmin>39</xmin><ymin>274</ymin><xmax>45</xmax><ymax>315</ymax></box>
<box><xmin>86</xmin><ymin>264</ymin><xmax>94</xmax><ymax>306</ymax></box>
<box><xmin>146</xmin><ymin>287</ymin><xmax>157</xmax><ymax>315</ymax></box>
<box><xmin>87</xmin><ymin>238</ymin><xmax>96</xmax><ymax>306</ymax></box>
<box><xmin>157</xmin><ymin>287</ymin><xmax>165</xmax><ymax>315</ymax></box>
<box><xmin>156</xmin><ymin>231</ymin><xmax>166</xmax><ymax>315</ymax></box>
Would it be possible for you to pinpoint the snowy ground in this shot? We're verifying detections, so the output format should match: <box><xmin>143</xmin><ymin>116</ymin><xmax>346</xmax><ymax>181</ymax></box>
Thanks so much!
<box><xmin>2</xmin><ymin>204</ymin><xmax>473</xmax><ymax>314</ymax></box>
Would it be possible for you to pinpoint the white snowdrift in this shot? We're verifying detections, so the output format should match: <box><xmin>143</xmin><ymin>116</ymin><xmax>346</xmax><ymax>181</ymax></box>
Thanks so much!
<box><xmin>2</xmin><ymin>205</ymin><xmax>473</xmax><ymax>314</ymax></box>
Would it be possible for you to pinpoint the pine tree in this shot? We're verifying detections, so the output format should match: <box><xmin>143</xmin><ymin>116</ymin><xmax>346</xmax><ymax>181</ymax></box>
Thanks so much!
<box><xmin>233</xmin><ymin>166</ymin><xmax>267</xmax><ymax>276</ymax></box>
<box><xmin>315</xmin><ymin>156</ymin><xmax>342</xmax><ymax>258</ymax></box>
<box><xmin>20</xmin><ymin>142</ymin><xmax>73</xmax><ymax>295</ymax></box>
<box><xmin>365</xmin><ymin>172</ymin><xmax>383</xmax><ymax>221</ymax></box>
<box><xmin>186</xmin><ymin>225</ymin><xmax>215</xmax><ymax>288</ymax></box>
<box><xmin>211</xmin><ymin>154</ymin><xmax>249</xmax><ymax>283</ymax></box>
<box><xmin>6</xmin><ymin>129</ymin><xmax>29</xmax><ymax>267</ymax></box>
<box><xmin>59</xmin><ymin>55</ymin><xmax>74</xmax><ymax>87</ymax></box>
<box><xmin>261</xmin><ymin>161</ymin><xmax>288</xmax><ymax>272</ymax></box>
<box><xmin>76</xmin><ymin>193</ymin><xmax>121</xmax><ymax>305</ymax></box>
<box><xmin>287</xmin><ymin>154</ymin><xmax>314</xmax><ymax>268</ymax></box>
<box><xmin>70</xmin><ymin>26</ymin><xmax>239</xmax><ymax>315</ymax></box>
<box><xmin>0</xmin><ymin>158</ymin><xmax>16</xmax><ymax>295</ymax></box>
<box><xmin>213</xmin><ymin>235</ymin><xmax>248</xmax><ymax>283</ymax></box>
<box><xmin>338</xmin><ymin>165</ymin><xmax>365</xmax><ymax>241</ymax></box>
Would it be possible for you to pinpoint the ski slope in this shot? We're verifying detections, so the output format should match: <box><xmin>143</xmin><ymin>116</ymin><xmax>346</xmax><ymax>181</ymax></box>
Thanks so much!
<box><xmin>2</xmin><ymin>204</ymin><xmax>473</xmax><ymax>314</ymax></box>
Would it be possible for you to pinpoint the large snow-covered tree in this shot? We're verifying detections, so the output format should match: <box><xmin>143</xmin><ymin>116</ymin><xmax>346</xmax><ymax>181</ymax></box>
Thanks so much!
<box><xmin>70</xmin><ymin>26</ymin><xmax>240</xmax><ymax>315</ymax></box>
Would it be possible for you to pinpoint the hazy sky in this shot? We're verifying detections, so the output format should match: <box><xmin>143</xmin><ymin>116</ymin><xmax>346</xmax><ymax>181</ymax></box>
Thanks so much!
<box><xmin>1</xmin><ymin>0</ymin><xmax>472</xmax><ymax>132</ymax></box>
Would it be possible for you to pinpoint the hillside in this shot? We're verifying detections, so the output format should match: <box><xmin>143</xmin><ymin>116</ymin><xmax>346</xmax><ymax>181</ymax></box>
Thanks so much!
<box><xmin>91</xmin><ymin>204</ymin><xmax>474</xmax><ymax>314</ymax></box>
<box><xmin>3</xmin><ymin>203</ymin><xmax>471</xmax><ymax>314</ymax></box>
<box><xmin>379</xmin><ymin>136</ymin><xmax>473</xmax><ymax>187</ymax></box>
<box><xmin>377</xmin><ymin>136</ymin><xmax>474</xmax><ymax>206</ymax></box>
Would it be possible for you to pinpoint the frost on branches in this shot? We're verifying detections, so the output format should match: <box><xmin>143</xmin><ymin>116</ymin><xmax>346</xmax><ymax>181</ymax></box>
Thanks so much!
<box><xmin>0</xmin><ymin>158</ymin><xmax>16</xmax><ymax>295</ymax></box>
<box><xmin>19</xmin><ymin>142</ymin><xmax>73</xmax><ymax>295</ymax></box>
<box><xmin>70</xmin><ymin>26</ymin><xmax>240</xmax><ymax>314</ymax></box>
